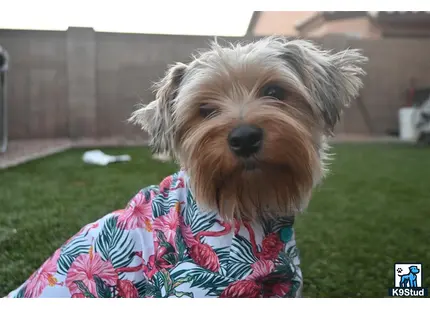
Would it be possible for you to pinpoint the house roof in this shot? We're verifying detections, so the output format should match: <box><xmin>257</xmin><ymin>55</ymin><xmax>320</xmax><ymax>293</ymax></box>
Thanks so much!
<box><xmin>295</xmin><ymin>11</ymin><xmax>368</xmax><ymax>31</ymax></box>
<box><xmin>372</xmin><ymin>11</ymin><xmax>430</xmax><ymax>24</ymax></box>
<box><xmin>246</xmin><ymin>11</ymin><xmax>262</xmax><ymax>36</ymax></box>
<box><xmin>246</xmin><ymin>11</ymin><xmax>430</xmax><ymax>35</ymax></box>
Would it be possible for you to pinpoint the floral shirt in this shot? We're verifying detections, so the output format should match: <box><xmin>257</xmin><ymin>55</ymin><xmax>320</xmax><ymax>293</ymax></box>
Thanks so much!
<box><xmin>7</xmin><ymin>171</ymin><xmax>303</xmax><ymax>298</ymax></box>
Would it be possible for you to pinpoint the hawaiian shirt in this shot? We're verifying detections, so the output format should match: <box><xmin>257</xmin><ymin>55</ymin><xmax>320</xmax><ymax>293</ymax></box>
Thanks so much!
<box><xmin>7</xmin><ymin>170</ymin><xmax>303</xmax><ymax>298</ymax></box>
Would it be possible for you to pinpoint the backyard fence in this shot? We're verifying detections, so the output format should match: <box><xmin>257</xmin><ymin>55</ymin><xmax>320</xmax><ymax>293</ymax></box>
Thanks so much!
<box><xmin>1</xmin><ymin>27</ymin><xmax>430</xmax><ymax>140</ymax></box>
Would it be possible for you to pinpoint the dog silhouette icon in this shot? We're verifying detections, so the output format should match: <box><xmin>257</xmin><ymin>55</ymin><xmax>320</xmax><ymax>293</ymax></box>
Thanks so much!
<box><xmin>399</xmin><ymin>265</ymin><xmax>420</xmax><ymax>287</ymax></box>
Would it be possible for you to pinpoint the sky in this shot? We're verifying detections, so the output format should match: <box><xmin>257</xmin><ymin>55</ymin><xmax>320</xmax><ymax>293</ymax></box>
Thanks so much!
<box><xmin>2</xmin><ymin>1</ymin><xmax>428</xmax><ymax>36</ymax></box>
<box><xmin>0</xmin><ymin>0</ymin><xmax>254</xmax><ymax>36</ymax></box>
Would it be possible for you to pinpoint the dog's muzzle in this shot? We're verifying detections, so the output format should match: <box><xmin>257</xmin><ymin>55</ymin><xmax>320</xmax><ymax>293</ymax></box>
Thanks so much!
<box><xmin>227</xmin><ymin>124</ymin><xmax>263</xmax><ymax>157</ymax></box>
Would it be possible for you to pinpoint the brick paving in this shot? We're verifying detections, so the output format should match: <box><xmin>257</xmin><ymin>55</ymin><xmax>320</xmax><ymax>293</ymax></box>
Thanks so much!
<box><xmin>0</xmin><ymin>139</ymin><xmax>72</xmax><ymax>169</ymax></box>
<box><xmin>0</xmin><ymin>137</ymin><xmax>148</xmax><ymax>170</ymax></box>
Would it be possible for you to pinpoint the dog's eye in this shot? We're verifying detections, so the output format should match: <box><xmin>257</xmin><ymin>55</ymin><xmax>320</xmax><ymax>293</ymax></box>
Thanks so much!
<box><xmin>261</xmin><ymin>84</ymin><xmax>286</xmax><ymax>101</ymax></box>
<box><xmin>199</xmin><ymin>104</ymin><xmax>218</xmax><ymax>119</ymax></box>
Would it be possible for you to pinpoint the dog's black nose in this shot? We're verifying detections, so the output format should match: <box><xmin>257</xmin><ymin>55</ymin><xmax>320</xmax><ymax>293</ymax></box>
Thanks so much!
<box><xmin>228</xmin><ymin>125</ymin><xmax>263</xmax><ymax>157</ymax></box>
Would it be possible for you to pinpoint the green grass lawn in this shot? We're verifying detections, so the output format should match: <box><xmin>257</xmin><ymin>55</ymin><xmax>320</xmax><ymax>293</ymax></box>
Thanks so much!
<box><xmin>0</xmin><ymin>144</ymin><xmax>429</xmax><ymax>297</ymax></box>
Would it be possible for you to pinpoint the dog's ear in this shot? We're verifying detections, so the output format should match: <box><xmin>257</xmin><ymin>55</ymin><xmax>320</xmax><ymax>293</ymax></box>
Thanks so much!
<box><xmin>129</xmin><ymin>62</ymin><xmax>188</xmax><ymax>156</ymax></box>
<box><xmin>281</xmin><ymin>39</ymin><xmax>368</xmax><ymax>133</ymax></box>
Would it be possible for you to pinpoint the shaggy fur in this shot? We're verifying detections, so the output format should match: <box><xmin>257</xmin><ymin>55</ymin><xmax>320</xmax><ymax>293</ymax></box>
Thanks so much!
<box><xmin>130</xmin><ymin>36</ymin><xmax>367</xmax><ymax>222</ymax></box>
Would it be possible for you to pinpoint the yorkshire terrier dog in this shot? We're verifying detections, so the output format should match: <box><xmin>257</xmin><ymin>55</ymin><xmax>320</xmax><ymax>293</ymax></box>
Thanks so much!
<box><xmin>7</xmin><ymin>37</ymin><xmax>366</xmax><ymax>298</ymax></box>
<box><xmin>132</xmin><ymin>36</ymin><xmax>366</xmax><ymax>221</ymax></box>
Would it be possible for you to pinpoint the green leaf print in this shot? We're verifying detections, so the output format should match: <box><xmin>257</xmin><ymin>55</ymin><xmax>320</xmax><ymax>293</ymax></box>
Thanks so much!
<box><xmin>277</xmin><ymin>250</ymin><xmax>295</xmax><ymax>268</ymax></box>
<box><xmin>176</xmin><ymin>227</ymin><xmax>187</xmax><ymax>261</ymax></box>
<box><xmin>152</xmin><ymin>196</ymin><xmax>178</xmax><ymax>218</ymax></box>
<box><xmin>14</xmin><ymin>285</ymin><xmax>26</xmax><ymax>298</ymax></box>
<box><xmin>57</xmin><ymin>235</ymin><xmax>91</xmax><ymax>276</ymax></box>
<box><xmin>134</xmin><ymin>278</ymin><xmax>162</xmax><ymax>298</ymax></box>
<box><xmin>74</xmin><ymin>280</ymin><xmax>96</xmax><ymax>298</ymax></box>
<box><xmin>160</xmin><ymin>269</ymin><xmax>173</xmax><ymax>294</ymax></box>
<box><xmin>272</xmin><ymin>252</ymin><xmax>296</xmax><ymax>281</ymax></box>
<box><xmin>222</xmin><ymin>235</ymin><xmax>257</xmax><ymax>279</ymax></box>
<box><xmin>152</xmin><ymin>271</ymin><xmax>165</xmax><ymax>292</ymax></box>
<box><xmin>173</xmin><ymin>291</ymin><xmax>194</xmax><ymax>298</ymax></box>
<box><xmin>289</xmin><ymin>280</ymin><xmax>302</xmax><ymax>297</ymax></box>
<box><xmin>216</xmin><ymin>246</ymin><xmax>230</xmax><ymax>265</ymax></box>
<box><xmin>162</xmin><ymin>252</ymin><xmax>178</xmax><ymax>266</ymax></box>
<box><xmin>185</xmin><ymin>267</ymin><xmax>232</xmax><ymax>297</ymax></box>
<box><xmin>169</xmin><ymin>267</ymin><xmax>189</xmax><ymax>280</ymax></box>
<box><xmin>230</xmin><ymin>235</ymin><xmax>258</xmax><ymax>265</ymax></box>
<box><xmin>261</xmin><ymin>216</ymin><xmax>295</xmax><ymax>236</ymax></box>
<box><xmin>151</xmin><ymin>174</ymin><xmax>180</xmax><ymax>218</ymax></box>
<box><xmin>285</xmin><ymin>243</ymin><xmax>299</xmax><ymax>260</ymax></box>
<box><xmin>224</xmin><ymin>262</ymin><xmax>253</xmax><ymax>280</ymax></box>
<box><xmin>151</xmin><ymin>269</ymin><xmax>194</xmax><ymax>298</ymax></box>
<box><xmin>156</xmin><ymin>230</ymin><xmax>173</xmax><ymax>250</ymax></box>
<box><xmin>94</xmin><ymin>216</ymin><xmax>135</xmax><ymax>269</ymax></box>
<box><xmin>215</xmin><ymin>247</ymin><xmax>231</xmax><ymax>277</ymax></box>
<box><xmin>154</xmin><ymin>230</ymin><xmax>178</xmax><ymax>266</ymax></box>
<box><xmin>181</xmin><ymin>192</ymin><xmax>217</xmax><ymax>234</ymax></box>
<box><xmin>94</xmin><ymin>275</ymin><xmax>112</xmax><ymax>298</ymax></box>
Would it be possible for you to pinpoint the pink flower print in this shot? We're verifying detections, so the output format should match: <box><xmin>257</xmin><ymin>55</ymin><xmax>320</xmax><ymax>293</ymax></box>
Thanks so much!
<box><xmin>159</xmin><ymin>176</ymin><xmax>185</xmax><ymax>197</ymax></box>
<box><xmin>117</xmin><ymin>191</ymin><xmax>154</xmax><ymax>231</ymax></box>
<box><xmin>246</xmin><ymin>260</ymin><xmax>275</xmax><ymax>281</ymax></box>
<box><xmin>173</xmin><ymin>177</ymin><xmax>185</xmax><ymax>190</ymax></box>
<box><xmin>64</xmin><ymin>222</ymin><xmax>99</xmax><ymax>246</ymax></box>
<box><xmin>65</xmin><ymin>246</ymin><xmax>118</xmax><ymax>297</ymax></box>
<box><xmin>142</xmin><ymin>247</ymin><xmax>173</xmax><ymax>279</ymax></box>
<box><xmin>152</xmin><ymin>206</ymin><xmax>180</xmax><ymax>249</ymax></box>
<box><xmin>221</xmin><ymin>260</ymin><xmax>279</xmax><ymax>298</ymax></box>
<box><xmin>159</xmin><ymin>176</ymin><xmax>173</xmax><ymax>197</ymax></box>
<box><xmin>117</xmin><ymin>280</ymin><xmax>139</xmax><ymax>298</ymax></box>
<box><xmin>111</xmin><ymin>209</ymin><xmax>124</xmax><ymax>216</ymax></box>
<box><xmin>24</xmin><ymin>248</ymin><xmax>61</xmax><ymax>298</ymax></box>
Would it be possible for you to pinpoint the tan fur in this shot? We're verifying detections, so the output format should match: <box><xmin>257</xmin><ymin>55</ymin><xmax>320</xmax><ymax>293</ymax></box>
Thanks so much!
<box><xmin>130</xmin><ymin>36</ymin><xmax>367</xmax><ymax>222</ymax></box>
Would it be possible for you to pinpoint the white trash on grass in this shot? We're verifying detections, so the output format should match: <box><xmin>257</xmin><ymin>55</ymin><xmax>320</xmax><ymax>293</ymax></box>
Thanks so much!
<box><xmin>82</xmin><ymin>149</ymin><xmax>131</xmax><ymax>166</ymax></box>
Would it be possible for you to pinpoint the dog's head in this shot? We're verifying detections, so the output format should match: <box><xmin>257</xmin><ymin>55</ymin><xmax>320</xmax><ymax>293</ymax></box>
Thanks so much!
<box><xmin>130</xmin><ymin>36</ymin><xmax>367</xmax><ymax>221</ymax></box>
<box><xmin>409</xmin><ymin>266</ymin><xmax>420</xmax><ymax>274</ymax></box>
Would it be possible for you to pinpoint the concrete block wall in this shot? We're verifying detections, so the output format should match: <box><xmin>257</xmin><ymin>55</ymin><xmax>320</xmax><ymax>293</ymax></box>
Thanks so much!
<box><xmin>1</xmin><ymin>28</ymin><xmax>430</xmax><ymax>139</ymax></box>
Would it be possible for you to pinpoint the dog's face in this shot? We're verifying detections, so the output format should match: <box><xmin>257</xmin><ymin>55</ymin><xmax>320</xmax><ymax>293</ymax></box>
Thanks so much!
<box><xmin>409</xmin><ymin>266</ymin><xmax>420</xmax><ymax>274</ymax></box>
<box><xmin>131</xmin><ymin>37</ymin><xmax>367</xmax><ymax>221</ymax></box>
